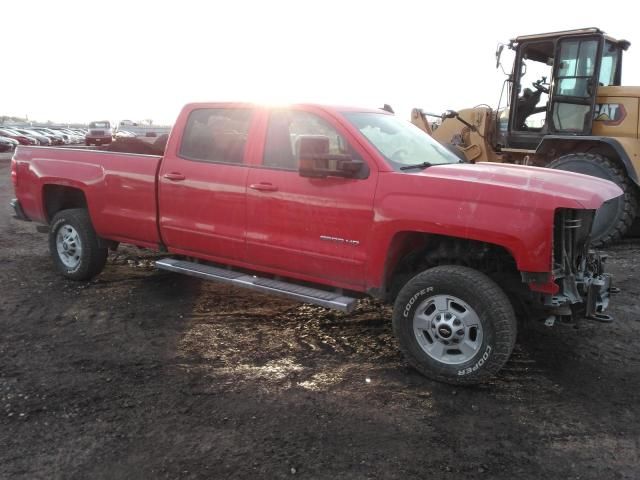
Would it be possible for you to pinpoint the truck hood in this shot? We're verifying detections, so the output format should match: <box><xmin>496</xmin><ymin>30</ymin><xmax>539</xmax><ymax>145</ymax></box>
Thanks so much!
<box><xmin>413</xmin><ymin>162</ymin><xmax>622</xmax><ymax>209</ymax></box>
<box><xmin>375</xmin><ymin>162</ymin><xmax>623</xmax><ymax>274</ymax></box>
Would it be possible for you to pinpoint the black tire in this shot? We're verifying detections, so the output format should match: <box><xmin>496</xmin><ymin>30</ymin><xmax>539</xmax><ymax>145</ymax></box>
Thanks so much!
<box><xmin>392</xmin><ymin>265</ymin><xmax>516</xmax><ymax>385</ymax></box>
<box><xmin>49</xmin><ymin>209</ymin><xmax>108</xmax><ymax>280</ymax></box>
<box><xmin>548</xmin><ymin>153</ymin><xmax>637</xmax><ymax>247</ymax></box>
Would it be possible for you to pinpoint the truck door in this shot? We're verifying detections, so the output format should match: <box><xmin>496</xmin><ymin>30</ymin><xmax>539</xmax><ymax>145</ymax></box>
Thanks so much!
<box><xmin>548</xmin><ymin>36</ymin><xmax>601</xmax><ymax>134</ymax></box>
<box><xmin>245</xmin><ymin>108</ymin><xmax>376</xmax><ymax>289</ymax></box>
<box><xmin>158</xmin><ymin>107</ymin><xmax>256</xmax><ymax>261</ymax></box>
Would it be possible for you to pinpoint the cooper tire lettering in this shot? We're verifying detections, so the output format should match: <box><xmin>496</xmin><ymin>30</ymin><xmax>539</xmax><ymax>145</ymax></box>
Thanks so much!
<box><xmin>457</xmin><ymin>345</ymin><xmax>492</xmax><ymax>376</ymax></box>
<box><xmin>403</xmin><ymin>286</ymin><xmax>434</xmax><ymax>318</ymax></box>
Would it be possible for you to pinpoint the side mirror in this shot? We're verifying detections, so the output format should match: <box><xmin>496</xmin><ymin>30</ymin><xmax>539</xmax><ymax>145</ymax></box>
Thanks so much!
<box><xmin>299</xmin><ymin>153</ymin><xmax>363</xmax><ymax>178</ymax></box>
<box><xmin>495</xmin><ymin>44</ymin><xmax>504</xmax><ymax>69</ymax></box>
<box><xmin>297</xmin><ymin>135</ymin><xmax>363</xmax><ymax>179</ymax></box>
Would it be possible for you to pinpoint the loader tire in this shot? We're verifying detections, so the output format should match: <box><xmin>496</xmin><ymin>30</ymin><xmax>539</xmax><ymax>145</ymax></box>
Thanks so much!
<box><xmin>549</xmin><ymin>153</ymin><xmax>637</xmax><ymax>247</ymax></box>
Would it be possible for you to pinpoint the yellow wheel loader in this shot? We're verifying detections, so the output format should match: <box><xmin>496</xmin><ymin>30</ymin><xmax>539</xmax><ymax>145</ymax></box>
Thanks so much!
<box><xmin>412</xmin><ymin>28</ymin><xmax>639</xmax><ymax>246</ymax></box>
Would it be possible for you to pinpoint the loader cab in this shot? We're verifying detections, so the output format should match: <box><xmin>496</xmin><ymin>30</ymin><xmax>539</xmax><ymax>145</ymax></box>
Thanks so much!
<box><xmin>503</xmin><ymin>28</ymin><xmax>627</xmax><ymax>150</ymax></box>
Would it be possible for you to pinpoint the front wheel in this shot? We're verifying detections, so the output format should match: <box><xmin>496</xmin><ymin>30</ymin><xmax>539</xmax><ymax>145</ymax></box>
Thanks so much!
<box><xmin>49</xmin><ymin>209</ymin><xmax>108</xmax><ymax>280</ymax></box>
<box><xmin>392</xmin><ymin>265</ymin><xmax>517</xmax><ymax>385</ymax></box>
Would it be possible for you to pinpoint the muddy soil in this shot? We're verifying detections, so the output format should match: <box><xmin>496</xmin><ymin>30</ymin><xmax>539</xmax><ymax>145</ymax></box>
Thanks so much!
<box><xmin>1</xmin><ymin>157</ymin><xmax>639</xmax><ymax>479</ymax></box>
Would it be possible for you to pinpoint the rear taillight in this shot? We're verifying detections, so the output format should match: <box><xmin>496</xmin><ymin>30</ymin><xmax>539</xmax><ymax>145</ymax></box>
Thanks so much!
<box><xmin>10</xmin><ymin>157</ymin><xmax>18</xmax><ymax>188</ymax></box>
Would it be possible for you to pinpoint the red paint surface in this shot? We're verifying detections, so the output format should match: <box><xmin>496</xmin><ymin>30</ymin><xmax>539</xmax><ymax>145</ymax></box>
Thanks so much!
<box><xmin>13</xmin><ymin>103</ymin><xmax>623</xmax><ymax>293</ymax></box>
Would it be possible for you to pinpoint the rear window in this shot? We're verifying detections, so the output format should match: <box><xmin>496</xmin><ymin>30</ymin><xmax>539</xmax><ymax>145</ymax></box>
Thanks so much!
<box><xmin>179</xmin><ymin>108</ymin><xmax>253</xmax><ymax>164</ymax></box>
<box><xmin>89</xmin><ymin>121</ymin><xmax>110</xmax><ymax>128</ymax></box>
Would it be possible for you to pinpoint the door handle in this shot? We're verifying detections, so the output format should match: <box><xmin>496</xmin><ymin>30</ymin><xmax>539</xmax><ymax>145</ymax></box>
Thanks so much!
<box><xmin>249</xmin><ymin>183</ymin><xmax>278</xmax><ymax>192</ymax></box>
<box><xmin>163</xmin><ymin>172</ymin><xmax>186</xmax><ymax>181</ymax></box>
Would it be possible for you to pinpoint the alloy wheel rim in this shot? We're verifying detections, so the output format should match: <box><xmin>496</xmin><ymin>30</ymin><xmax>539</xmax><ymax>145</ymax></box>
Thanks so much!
<box><xmin>412</xmin><ymin>294</ymin><xmax>484</xmax><ymax>365</ymax></box>
<box><xmin>56</xmin><ymin>225</ymin><xmax>82</xmax><ymax>269</ymax></box>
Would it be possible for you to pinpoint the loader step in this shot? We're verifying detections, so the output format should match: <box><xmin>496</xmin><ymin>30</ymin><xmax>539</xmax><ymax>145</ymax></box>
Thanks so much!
<box><xmin>155</xmin><ymin>258</ymin><xmax>358</xmax><ymax>312</ymax></box>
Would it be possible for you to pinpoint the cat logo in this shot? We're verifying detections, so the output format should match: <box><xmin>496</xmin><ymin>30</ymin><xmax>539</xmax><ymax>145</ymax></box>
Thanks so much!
<box><xmin>593</xmin><ymin>103</ymin><xmax>627</xmax><ymax>126</ymax></box>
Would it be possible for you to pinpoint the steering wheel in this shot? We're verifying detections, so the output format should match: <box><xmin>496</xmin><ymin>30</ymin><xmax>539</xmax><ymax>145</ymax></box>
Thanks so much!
<box><xmin>532</xmin><ymin>79</ymin><xmax>549</xmax><ymax>94</ymax></box>
<box><xmin>390</xmin><ymin>149</ymin><xmax>409</xmax><ymax>161</ymax></box>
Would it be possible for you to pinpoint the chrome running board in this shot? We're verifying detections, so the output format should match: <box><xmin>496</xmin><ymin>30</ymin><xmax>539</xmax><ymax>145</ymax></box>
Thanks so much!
<box><xmin>155</xmin><ymin>258</ymin><xmax>358</xmax><ymax>312</ymax></box>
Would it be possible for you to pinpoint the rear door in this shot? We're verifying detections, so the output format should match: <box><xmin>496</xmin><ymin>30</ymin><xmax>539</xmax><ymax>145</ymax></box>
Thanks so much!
<box><xmin>549</xmin><ymin>35</ymin><xmax>602</xmax><ymax>134</ymax></box>
<box><xmin>245</xmin><ymin>108</ymin><xmax>377</xmax><ymax>289</ymax></box>
<box><xmin>158</xmin><ymin>107</ymin><xmax>256</xmax><ymax>261</ymax></box>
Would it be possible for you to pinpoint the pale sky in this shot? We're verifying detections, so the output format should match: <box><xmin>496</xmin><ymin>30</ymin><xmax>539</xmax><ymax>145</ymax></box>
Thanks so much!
<box><xmin>3</xmin><ymin>0</ymin><xmax>639</xmax><ymax>125</ymax></box>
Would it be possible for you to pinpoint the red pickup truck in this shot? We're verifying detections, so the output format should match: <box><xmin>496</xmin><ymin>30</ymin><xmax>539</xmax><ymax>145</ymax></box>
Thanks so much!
<box><xmin>10</xmin><ymin>102</ymin><xmax>621</xmax><ymax>384</ymax></box>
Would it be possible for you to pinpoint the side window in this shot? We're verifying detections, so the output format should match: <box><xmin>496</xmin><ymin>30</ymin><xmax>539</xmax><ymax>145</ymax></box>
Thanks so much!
<box><xmin>513</xmin><ymin>41</ymin><xmax>553</xmax><ymax>131</ymax></box>
<box><xmin>599</xmin><ymin>42</ymin><xmax>621</xmax><ymax>86</ymax></box>
<box><xmin>551</xmin><ymin>38</ymin><xmax>599</xmax><ymax>133</ymax></box>
<box><xmin>555</xmin><ymin>39</ymin><xmax>598</xmax><ymax>98</ymax></box>
<box><xmin>263</xmin><ymin>110</ymin><xmax>353</xmax><ymax>170</ymax></box>
<box><xmin>179</xmin><ymin>108</ymin><xmax>252</xmax><ymax>164</ymax></box>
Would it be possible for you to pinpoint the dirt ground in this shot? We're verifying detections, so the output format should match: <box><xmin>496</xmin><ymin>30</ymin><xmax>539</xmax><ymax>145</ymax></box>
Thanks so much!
<box><xmin>1</xmin><ymin>156</ymin><xmax>639</xmax><ymax>479</ymax></box>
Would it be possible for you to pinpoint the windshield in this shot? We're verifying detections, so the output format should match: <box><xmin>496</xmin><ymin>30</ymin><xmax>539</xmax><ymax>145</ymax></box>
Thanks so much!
<box><xmin>89</xmin><ymin>121</ymin><xmax>110</xmax><ymax>128</ymax></box>
<box><xmin>342</xmin><ymin>112</ymin><xmax>460</xmax><ymax>170</ymax></box>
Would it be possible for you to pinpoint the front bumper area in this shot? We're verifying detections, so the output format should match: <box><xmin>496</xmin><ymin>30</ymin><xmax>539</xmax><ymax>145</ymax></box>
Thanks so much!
<box><xmin>585</xmin><ymin>273</ymin><xmax>612</xmax><ymax>321</ymax></box>
<box><xmin>10</xmin><ymin>198</ymin><xmax>30</xmax><ymax>221</ymax></box>
<box><xmin>543</xmin><ymin>250</ymin><xmax>613</xmax><ymax>321</ymax></box>
<box><xmin>543</xmin><ymin>208</ymin><xmax>614</xmax><ymax>321</ymax></box>
<box><xmin>86</xmin><ymin>136</ymin><xmax>112</xmax><ymax>145</ymax></box>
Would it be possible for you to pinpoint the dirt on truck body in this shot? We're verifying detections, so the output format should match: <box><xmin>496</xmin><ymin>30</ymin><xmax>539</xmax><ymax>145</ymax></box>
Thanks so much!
<box><xmin>1</xmin><ymin>155</ymin><xmax>640</xmax><ymax>478</ymax></box>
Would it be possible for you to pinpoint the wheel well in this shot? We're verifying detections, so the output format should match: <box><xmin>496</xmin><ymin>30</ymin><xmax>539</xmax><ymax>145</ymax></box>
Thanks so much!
<box><xmin>43</xmin><ymin>185</ymin><xmax>88</xmax><ymax>222</ymax></box>
<box><xmin>384</xmin><ymin>233</ymin><xmax>519</xmax><ymax>302</ymax></box>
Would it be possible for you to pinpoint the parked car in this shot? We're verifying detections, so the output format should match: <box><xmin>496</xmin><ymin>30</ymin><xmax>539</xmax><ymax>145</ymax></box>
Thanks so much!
<box><xmin>115</xmin><ymin>130</ymin><xmax>136</xmax><ymax>138</ymax></box>
<box><xmin>0</xmin><ymin>128</ymin><xmax>38</xmax><ymax>145</ymax></box>
<box><xmin>55</xmin><ymin>128</ymin><xmax>83</xmax><ymax>144</ymax></box>
<box><xmin>44</xmin><ymin>129</ymin><xmax>71</xmax><ymax>145</ymax></box>
<box><xmin>0</xmin><ymin>136</ymin><xmax>19</xmax><ymax>152</ymax></box>
<box><xmin>14</xmin><ymin>129</ymin><xmax>53</xmax><ymax>146</ymax></box>
<box><xmin>30</xmin><ymin>128</ymin><xmax>65</xmax><ymax>145</ymax></box>
<box><xmin>10</xmin><ymin>102</ymin><xmax>619</xmax><ymax>385</ymax></box>
<box><xmin>86</xmin><ymin>121</ymin><xmax>113</xmax><ymax>146</ymax></box>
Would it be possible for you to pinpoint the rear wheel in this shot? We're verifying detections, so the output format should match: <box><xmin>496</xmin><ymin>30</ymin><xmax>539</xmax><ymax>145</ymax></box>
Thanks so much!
<box><xmin>49</xmin><ymin>209</ymin><xmax>108</xmax><ymax>280</ymax></box>
<box><xmin>392</xmin><ymin>265</ymin><xmax>517</xmax><ymax>385</ymax></box>
<box><xmin>548</xmin><ymin>153</ymin><xmax>637</xmax><ymax>247</ymax></box>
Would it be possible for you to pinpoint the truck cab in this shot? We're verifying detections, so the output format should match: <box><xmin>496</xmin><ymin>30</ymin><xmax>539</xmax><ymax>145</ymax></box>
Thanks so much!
<box><xmin>85</xmin><ymin>120</ymin><xmax>113</xmax><ymax>146</ymax></box>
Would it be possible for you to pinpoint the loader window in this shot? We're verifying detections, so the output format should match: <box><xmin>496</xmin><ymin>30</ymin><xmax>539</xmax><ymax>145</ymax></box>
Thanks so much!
<box><xmin>555</xmin><ymin>39</ymin><xmax>598</xmax><ymax>98</ymax></box>
<box><xmin>512</xmin><ymin>41</ymin><xmax>553</xmax><ymax>131</ymax></box>
<box><xmin>550</xmin><ymin>37</ymin><xmax>600</xmax><ymax>133</ymax></box>
<box><xmin>599</xmin><ymin>41</ymin><xmax>621</xmax><ymax>86</ymax></box>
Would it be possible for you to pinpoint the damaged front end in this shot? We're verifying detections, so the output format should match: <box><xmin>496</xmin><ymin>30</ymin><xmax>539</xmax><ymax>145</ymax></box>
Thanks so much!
<box><xmin>546</xmin><ymin>208</ymin><xmax>614</xmax><ymax>322</ymax></box>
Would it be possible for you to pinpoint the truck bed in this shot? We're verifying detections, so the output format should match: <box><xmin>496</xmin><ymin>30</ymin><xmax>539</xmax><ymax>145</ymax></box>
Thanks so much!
<box><xmin>13</xmin><ymin>146</ymin><xmax>163</xmax><ymax>248</ymax></box>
